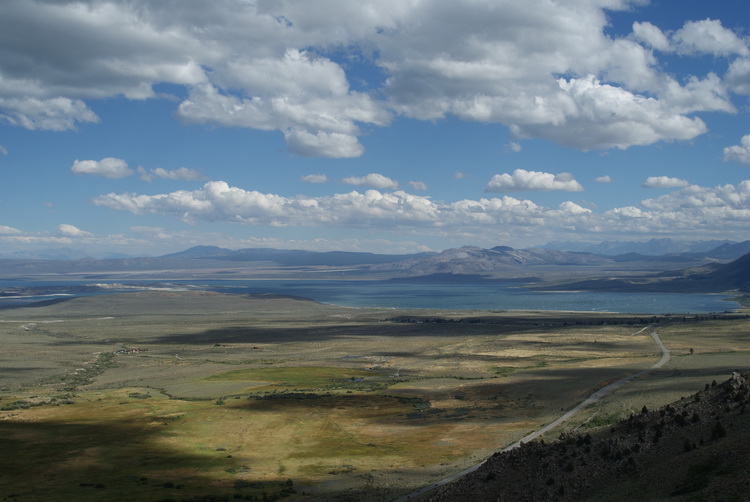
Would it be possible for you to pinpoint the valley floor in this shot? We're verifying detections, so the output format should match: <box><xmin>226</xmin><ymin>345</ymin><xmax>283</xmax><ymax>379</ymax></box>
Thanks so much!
<box><xmin>1</xmin><ymin>292</ymin><xmax>748</xmax><ymax>501</ymax></box>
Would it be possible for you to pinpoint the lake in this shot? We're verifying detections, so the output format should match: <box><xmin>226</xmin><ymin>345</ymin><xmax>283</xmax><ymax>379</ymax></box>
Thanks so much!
<box><xmin>0</xmin><ymin>279</ymin><xmax>740</xmax><ymax>314</ymax></box>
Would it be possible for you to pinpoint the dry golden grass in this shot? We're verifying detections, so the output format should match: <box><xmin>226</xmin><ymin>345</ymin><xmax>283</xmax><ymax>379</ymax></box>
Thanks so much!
<box><xmin>1</xmin><ymin>292</ymin><xmax>748</xmax><ymax>500</ymax></box>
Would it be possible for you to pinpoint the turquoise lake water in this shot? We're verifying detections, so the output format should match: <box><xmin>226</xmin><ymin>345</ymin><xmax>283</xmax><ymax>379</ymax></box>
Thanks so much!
<box><xmin>0</xmin><ymin>279</ymin><xmax>739</xmax><ymax>314</ymax></box>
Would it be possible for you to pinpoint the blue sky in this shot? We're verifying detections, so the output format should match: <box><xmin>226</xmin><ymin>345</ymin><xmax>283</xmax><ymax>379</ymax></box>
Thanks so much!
<box><xmin>1</xmin><ymin>0</ymin><xmax>750</xmax><ymax>256</ymax></box>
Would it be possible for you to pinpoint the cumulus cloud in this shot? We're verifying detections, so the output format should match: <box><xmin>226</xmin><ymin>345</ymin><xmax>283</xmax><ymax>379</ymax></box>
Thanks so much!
<box><xmin>642</xmin><ymin>176</ymin><xmax>690</xmax><ymax>188</ymax></box>
<box><xmin>511</xmin><ymin>75</ymin><xmax>709</xmax><ymax>150</ymax></box>
<box><xmin>0</xmin><ymin>97</ymin><xmax>99</xmax><ymax>131</ymax></box>
<box><xmin>173</xmin><ymin>49</ymin><xmax>391</xmax><ymax>158</ymax></box>
<box><xmin>89</xmin><ymin>179</ymin><xmax>750</xmax><ymax>245</ymax></box>
<box><xmin>409</xmin><ymin>181</ymin><xmax>428</xmax><ymax>191</ymax></box>
<box><xmin>94</xmin><ymin>181</ymin><xmax>433</xmax><ymax>227</ymax></box>
<box><xmin>341</xmin><ymin>173</ymin><xmax>399</xmax><ymax>190</ymax></box>
<box><xmin>485</xmin><ymin>169</ymin><xmax>584</xmax><ymax>193</ymax></box>
<box><xmin>723</xmin><ymin>135</ymin><xmax>750</xmax><ymax>165</ymax></box>
<box><xmin>1</xmin><ymin>1</ymin><xmax>745</xmax><ymax>154</ymax></box>
<box><xmin>93</xmin><ymin>180</ymin><xmax>593</xmax><ymax>236</ymax></box>
<box><xmin>636</xmin><ymin>183</ymin><xmax>750</xmax><ymax>236</ymax></box>
<box><xmin>58</xmin><ymin>224</ymin><xmax>92</xmax><ymax>237</ymax></box>
<box><xmin>595</xmin><ymin>175</ymin><xmax>613</xmax><ymax>183</ymax></box>
<box><xmin>301</xmin><ymin>174</ymin><xmax>328</xmax><ymax>183</ymax></box>
<box><xmin>671</xmin><ymin>19</ymin><xmax>749</xmax><ymax>57</ymax></box>
<box><xmin>138</xmin><ymin>166</ymin><xmax>204</xmax><ymax>182</ymax></box>
<box><xmin>0</xmin><ymin>225</ymin><xmax>21</xmax><ymax>234</ymax></box>
<box><xmin>507</xmin><ymin>142</ymin><xmax>522</xmax><ymax>153</ymax></box>
<box><xmin>71</xmin><ymin>157</ymin><xmax>133</xmax><ymax>179</ymax></box>
<box><xmin>726</xmin><ymin>58</ymin><xmax>750</xmax><ymax>95</ymax></box>
<box><xmin>454</xmin><ymin>172</ymin><xmax>468</xmax><ymax>180</ymax></box>
<box><xmin>633</xmin><ymin>19</ymin><xmax>749</xmax><ymax>58</ymax></box>
<box><xmin>631</xmin><ymin>21</ymin><xmax>670</xmax><ymax>51</ymax></box>
<box><xmin>283</xmin><ymin>128</ymin><xmax>368</xmax><ymax>159</ymax></box>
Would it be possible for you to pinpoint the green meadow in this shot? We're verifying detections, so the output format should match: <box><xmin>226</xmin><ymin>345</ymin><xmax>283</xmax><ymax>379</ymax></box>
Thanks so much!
<box><xmin>1</xmin><ymin>291</ymin><xmax>748</xmax><ymax>501</ymax></box>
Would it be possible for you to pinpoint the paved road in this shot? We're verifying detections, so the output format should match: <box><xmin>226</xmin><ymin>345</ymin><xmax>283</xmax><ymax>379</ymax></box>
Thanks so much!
<box><xmin>392</xmin><ymin>325</ymin><xmax>670</xmax><ymax>502</ymax></box>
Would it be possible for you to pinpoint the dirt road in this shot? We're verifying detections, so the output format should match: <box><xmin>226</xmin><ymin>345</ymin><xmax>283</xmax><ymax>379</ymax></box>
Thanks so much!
<box><xmin>392</xmin><ymin>325</ymin><xmax>670</xmax><ymax>502</ymax></box>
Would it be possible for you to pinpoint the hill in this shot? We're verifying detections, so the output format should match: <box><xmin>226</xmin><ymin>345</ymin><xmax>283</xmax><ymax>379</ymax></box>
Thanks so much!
<box><xmin>0</xmin><ymin>242</ymin><xmax>742</xmax><ymax>282</ymax></box>
<box><xmin>539</xmin><ymin>250</ymin><xmax>750</xmax><ymax>293</ymax></box>
<box><xmin>163</xmin><ymin>246</ymin><xmax>435</xmax><ymax>266</ymax></box>
<box><xmin>694</xmin><ymin>250</ymin><xmax>750</xmax><ymax>291</ymax></box>
<box><xmin>0</xmin><ymin>247</ymin><xmax>435</xmax><ymax>278</ymax></box>
<box><xmin>421</xmin><ymin>371</ymin><xmax>750</xmax><ymax>501</ymax></box>
<box><xmin>368</xmin><ymin>245</ymin><xmax>613</xmax><ymax>278</ymax></box>
<box><xmin>544</xmin><ymin>238</ymin><xmax>734</xmax><ymax>256</ymax></box>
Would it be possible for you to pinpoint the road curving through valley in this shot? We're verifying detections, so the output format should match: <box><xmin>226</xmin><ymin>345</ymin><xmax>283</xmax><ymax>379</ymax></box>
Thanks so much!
<box><xmin>392</xmin><ymin>325</ymin><xmax>671</xmax><ymax>502</ymax></box>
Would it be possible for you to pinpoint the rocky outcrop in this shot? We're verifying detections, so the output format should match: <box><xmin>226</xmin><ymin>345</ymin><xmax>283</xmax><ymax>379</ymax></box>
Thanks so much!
<box><xmin>421</xmin><ymin>372</ymin><xmax>750</xmax><ymax>501</ymax></box>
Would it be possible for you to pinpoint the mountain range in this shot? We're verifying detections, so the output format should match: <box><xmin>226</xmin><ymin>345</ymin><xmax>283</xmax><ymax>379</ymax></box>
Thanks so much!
<box><xmin>2</xmin><ymin>241</ymin><xmax>750</xmax><ymax>293</ymax></box>
<box><xmin>160</xmin><ymin>245</ymin><xmax>434</xmax><ymax>266</ymax></box>
<box><xmin>542</xmin><ymin>237</ymin><xmax>737</xmax><ymax>256</ymax></box>
<box><xmin>4</xmin><ymin>238</ymin><xmax>748</xmax><ymax>262</ymax></box>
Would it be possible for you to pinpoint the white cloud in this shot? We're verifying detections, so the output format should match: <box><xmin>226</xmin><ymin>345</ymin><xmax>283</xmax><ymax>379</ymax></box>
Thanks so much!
<box><xmin>639</xmin><ymin>183</ymin><xmax>750</xmax><ymax>224</ymax></box>
<box><xmin>454</xmin><ymin>172</ymin><xmax>468</xmax><ymax>180</ymax></box>
<box><xmin>301</xmin><ymin>174</ymin><xmax>328</xmax><ymax>183</ymax></box>
<box><xmin>508</xmin><ymin>141</ymin><xmax>522</xmax><ymax>153</ymax></box>
<box><xmin>0</xmin><ymin>97</ymin><xmax>99</xmax><ymax>131</ymax></box>
<box><xmin>341</xmin><ymin>173</ymin><xmax>399</xmax><ymax>190</ymax></box>
<box><xmin>0</xmin><ymin>145</ymin><xmax>7</xmax><ymax>155</ymax></box>
<box><xmin>0</xmin><ymin>225</ymin><xmax>21</xmax><ymax>234</ymax></box>
<box><xmin>559</xmin><ymin>201</ymin><xmax>591</xmax><ymax>215</ymax></box>
<box><xmin>726</xmin><ymin>58</ymin><xmax>750</xmax><ymax>95</ymax></box>
<box><xmin>595</xmin><ymin>175</ymin><xmax>613</xmax><ymax>183</ymax></box>
<box><xmin>283</xmin><ymin>128</ymin><xmax>367</xmax><ymax>159</ymax></box>
<box><xmin>138</xmin><ymin>166</ymin><xmax>204</xmax><ymax>182</ymax></box>
<box><xmin>723</xmin><ymin>135</ymin><xmax>750</xmax><ymax>165</ymax></box>
<box><xmin>1</xmin><ymin>1</ymin><xmax>744</xmax><ymax>154</ymax></box>
<box><xmin>89</xmin><ymin>178</ymin><xmax>750</xmax><ymax>246</ymax></box>
<box><xmin>71</xmin><ymin>157</ymin><xmax>133</xmax><ymax>179</ymax></box>
<box><xmin>631</xmin><ymin>21</ymin><xmax>670</xmax><ymax>51</ymax></box>
<box><xmin>659</xmin><ymin>73</ymin><xmax>734</xmax><ymax>115</ymax></box>
<box><xmin>511</xmin><ymin>75</ymin><xmax>709</xmax><ymax>150</ymax></box>
<box><xmin>642</xmin><ymin>176</ymin><xmax>690</xmax><ymax>188</ymax></box>
<box><xmin>0</xmin><ymin>224</ymin><xmax>172</xmax><ymax>256</ymax></box>
<box><xmin>485</xmin><ymin>169</ymin><xmax>584</xmax><ymax>193</ymax></box>
<box><xmin>173</xmin><ymin>48</ymin><xmax>391</xmax><ymax>158</ymax></box>
<box><xmin>409</xmin><ymin>181</ymin><xmax>428</xmax><ymax>191</ymax></box>
<box><xmin>94</xmin><ymin>181</ymin><xmax>433</xmax><ymax>226</ymax></box>
<box><xmin>671</xmin><ymin>19</ymin><xmax>749</xmax><ymax>57</ymax></box>
<box><xmin>58</xmin><ymin>223</ymin><xmax>92</xmax><ymax>237</ymax></box>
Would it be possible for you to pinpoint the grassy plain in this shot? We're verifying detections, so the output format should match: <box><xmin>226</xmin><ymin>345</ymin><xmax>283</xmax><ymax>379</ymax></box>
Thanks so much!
<box><xmin>1</xmin><ymin>291</ymin><xmax>748</xmax><ymax>501</ymax></box>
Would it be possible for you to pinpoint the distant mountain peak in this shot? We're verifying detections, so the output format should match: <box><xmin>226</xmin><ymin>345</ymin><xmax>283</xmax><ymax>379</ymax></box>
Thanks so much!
<box><xmin>160</xmin><ymin>245</ymin><xmax>233</xmax><ymax>258</ymax></box>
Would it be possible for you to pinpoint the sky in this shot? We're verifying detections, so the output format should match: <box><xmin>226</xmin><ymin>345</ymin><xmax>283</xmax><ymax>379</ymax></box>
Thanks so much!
<box><xmin>1</xmin><ymin>0</ymin><xmax>750</xmax><ymax>257</ymax></box>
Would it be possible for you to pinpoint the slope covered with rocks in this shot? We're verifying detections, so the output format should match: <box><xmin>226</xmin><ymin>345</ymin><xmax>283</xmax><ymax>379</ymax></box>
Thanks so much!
<box><xmin>422</xmin><ymin>372</ymin><xmax>750</xmax><ymax>501</ymax></box>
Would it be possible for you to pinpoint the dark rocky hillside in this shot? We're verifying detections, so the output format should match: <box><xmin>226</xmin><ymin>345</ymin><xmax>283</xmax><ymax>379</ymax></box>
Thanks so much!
<box><xmin>697</xmin><ymin>251</ymin><xmax>750</xmax><ymax>292</ymax></box>
<box><xmin>539</xmin><ymin>250</ymin><xmax>750</xmax><ymax>293</ymax></box>
<box><xmin>421</xmin><ymin>372</ymin><xmax>750</xmax><ymax>502</ymax></box>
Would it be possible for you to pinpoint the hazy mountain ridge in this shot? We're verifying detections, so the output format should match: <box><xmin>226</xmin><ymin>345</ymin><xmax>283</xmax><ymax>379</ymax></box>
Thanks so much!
<box><xmin>1</xmin><ymin>242</ymin><xmax>749</xmax><ymax>288</ymax></box>
<box><xmin>368</xmin><ymin>245</ymin><xmax>613</xmax><ymax>278</ymax></box>
<box><xmin>543</xmin><ymin>238</ymin><xmax>736</xmax><ymax>256</ymax></box>
<box><xmin>162</xmin><ymin>246</ymin><xmax>436</xmax><ymax>266</ymax></box>
<box><xmin>0</xmin><ymin>248</ymin><xmax>136</xmax><ymax>260</ymax></box>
